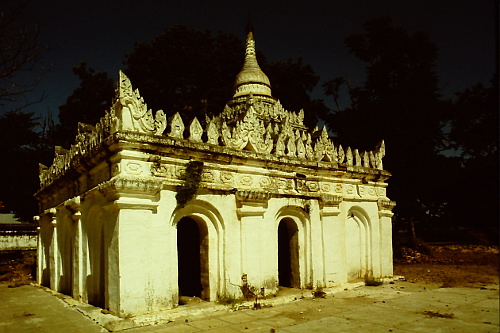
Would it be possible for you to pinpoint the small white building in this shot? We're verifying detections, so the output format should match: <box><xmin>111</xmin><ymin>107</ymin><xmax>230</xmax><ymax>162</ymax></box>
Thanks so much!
<box><xmin>36</xmin><ymin>28</ymin><xmax>395</xmax><ymax>317</ymax></box>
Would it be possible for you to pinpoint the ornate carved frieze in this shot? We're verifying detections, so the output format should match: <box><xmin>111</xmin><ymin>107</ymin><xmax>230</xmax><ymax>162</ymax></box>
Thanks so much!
<box><xmin>125</xmin><ymin>162</ymin><xmax>143</xmax><ymax>175</ymax></box>
<box><xmin>235</xmin><ymin>190</ymin><xmax>272</xmax><ymax>202</ymax></box>
<box><xmin>238</xmin><ymin>175</ymin><xmax>253</xmax><ymax>186</ymax></box>
<box><xmin>220</xmin><ymin>171</ymin><xmax>235</xmax><ymax>185</ymax></box>
<box><xmin>259</xmin><ymin>177</ymin><xmax>272</xmax><ymax>188</ymax></box>
<box><xmin>98</xmin><ymin>176</ymin><xmax>163</xmax><ymax>197</ymax></box>
<box><xmin>37</xmin><ymin>71</ymin><xmax>389</xmax><ymax>200</ymax></box>
<box><xmin>307</xmin><ymin>181</ymin><xmax>320</xmax><ymax>192</ymax></box>
<box><xmin>320</xmin><ymin>194</ymin><xmax>343</xmax><ymax>206</ymax></box>
<box><xmin>201</xmin><ymin>170</ymin><xmax>216</xmax><ymax>183</ymax></box>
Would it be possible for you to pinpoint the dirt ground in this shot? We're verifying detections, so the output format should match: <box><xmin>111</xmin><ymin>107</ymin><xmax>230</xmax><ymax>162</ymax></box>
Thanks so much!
<box><xmin>0</xmin><ymin>250</ymin><xmax>36</xmax><ymax>284</ymax></box>
<box><xmin>1</xmin><ymin>245</ymin><xmax>498</xmax><ymax>288</ymax></box>
<box><xmin>393</xmin><ymin>244</ymin><xmax>499</xmax><ymax>288</ymax></box>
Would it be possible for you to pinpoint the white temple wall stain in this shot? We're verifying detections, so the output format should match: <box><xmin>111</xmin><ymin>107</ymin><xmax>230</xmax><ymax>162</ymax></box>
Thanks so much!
<box><xmin>35</xmin><ymin>26</ymin><xmax>396</xmax><ymax>317</ymax></box>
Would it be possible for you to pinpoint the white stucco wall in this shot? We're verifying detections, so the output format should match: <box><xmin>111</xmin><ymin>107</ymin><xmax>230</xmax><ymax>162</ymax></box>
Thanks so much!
<box><xmin>0</xmin><ymin>234</ymin><xmax>37</xmax><ymax>250</ymax></box>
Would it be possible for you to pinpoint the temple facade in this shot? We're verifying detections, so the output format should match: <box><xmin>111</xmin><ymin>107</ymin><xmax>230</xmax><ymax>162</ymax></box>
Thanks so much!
<box><xmin>36</xmin><ymin>28</ymin><xmax>395</xmax><ymax>317</ymax></box>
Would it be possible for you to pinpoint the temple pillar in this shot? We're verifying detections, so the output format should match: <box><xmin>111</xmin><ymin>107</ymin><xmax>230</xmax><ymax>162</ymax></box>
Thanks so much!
<box><xmin>378</xmin><ymin>199</ymin><xmax>396</xmax><ymax>277</ymax></box>
<box><xmin>99</xmin><ymin>176</ymin><xmax>163</xmax><ymax>317</ymax></box>
<box><xmin>65</xmin><ymin>197</ymin><xmax>83</xmax><ymax>301</ymax></box>
<box><xmin>320</xmin><ymin>195</ymin><xmax>345</xmax><ymax>286</ymax></box>
<box><xmin>236</xmin><ymin>190</ymin><xmax>271</xmax><ymax>292</ymax></box>
<box><xmin>45</xmin><ymin>208</ymin><xmax>59</xmax><ymax>291</ymax></box>
<box><xmin>34</xmin><ymin>215</ymin><xmax>42</xmax><ymax>284</ymax></box>
<box><xmin>308</xmin><ymin>199</ymin><xmax>324</xmax><ymax>288</ymax></box>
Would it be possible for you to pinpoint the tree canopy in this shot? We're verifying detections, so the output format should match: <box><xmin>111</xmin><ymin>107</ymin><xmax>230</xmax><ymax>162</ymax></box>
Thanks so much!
<box><xmin>0</xmin><ymin>111</ymin><xmax>51</xmax><ymax>221</ymax></box>
<box><xmin>2</xmin><ymin>19</ymin><xmax>496</xmax><ymax>242</ymax></box>
<box><xmin>53</xmin><ymin>62</ymin><xmax>114</xmax><ymax>147</ymax></box>
<box><xmin>323</xmin><ymin>18</ymin><xmax>451</xmax><ymax>234</ymax></box>
<box><xmin>54</xmin><ymin>25</ymin><xmax>327</xmax><ymax>146</ymax></box>
<box><xmin>444</xmin><ymin>78</ymin><xmax>499</xmax><ymax>239</ymax></box>
<box><xmin>323</xmin><ymin>17</ymin><xmax>498</xmax><ymax>242</ymax></box>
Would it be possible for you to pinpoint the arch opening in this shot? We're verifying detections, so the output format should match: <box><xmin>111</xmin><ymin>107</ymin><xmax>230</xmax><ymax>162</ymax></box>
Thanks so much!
<box><xmin>177</xmin><ymin>216</ymin><xmax>209</xmax><ymax>301</ymax></box>
<box><xmin>278</xmin><ymin>218</ymin><xmax>300</xmax><ymax>288</ymax></box>
<box><xmin>345</xmin><ymin>209</ymin><xmax>370</xmax><ymax>281</ymax></box>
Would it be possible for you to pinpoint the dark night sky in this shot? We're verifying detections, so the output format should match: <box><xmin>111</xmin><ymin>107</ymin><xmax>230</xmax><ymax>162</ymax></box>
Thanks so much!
<box><xmin>19</xmin><ymin>0</ymin><xmax>497</xmax><ymax>118</ymax></box>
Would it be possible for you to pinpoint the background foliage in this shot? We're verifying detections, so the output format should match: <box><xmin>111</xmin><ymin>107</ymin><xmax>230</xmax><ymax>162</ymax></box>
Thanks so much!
<box><xmin>0</xmin><ymin>17</ymin><xmax>497</xmax><ymax>243</ymax></box>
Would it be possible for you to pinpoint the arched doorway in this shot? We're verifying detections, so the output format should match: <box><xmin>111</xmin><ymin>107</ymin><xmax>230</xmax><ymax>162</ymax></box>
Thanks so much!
<box><xmin>177</xmin><ymin>217</ymin><xmax>209</xmax><ymax>300</ymax></box>
<box><xmin>278</xmin><ymin>218</ymin><xmax>300</xmax><ymax>288</ymax></box>
<box><xmin>345</xmin><ymin>211</ymin><xmax>369</xmax><ymax>280</ymax></box>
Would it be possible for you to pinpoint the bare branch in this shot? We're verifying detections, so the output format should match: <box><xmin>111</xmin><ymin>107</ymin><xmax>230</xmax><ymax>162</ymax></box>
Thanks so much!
<box><xmin>0</xmin><ymin>2</ymin><xmax>49</xmax><ymax>112</ymax></box>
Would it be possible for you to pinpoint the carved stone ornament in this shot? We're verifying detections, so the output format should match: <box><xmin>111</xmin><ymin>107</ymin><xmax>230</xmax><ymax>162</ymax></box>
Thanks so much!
<box><xmin>346</xmin><ymin>147</ymin><xmax>353</xmax><ymax>166</ymax></box>
<box><xmin>116</xmin><ymin>71</ymin><xmax>167</xmax><ymax>135</ymax></box>
<box><xmin>321</xmin><ymin>194</ymin><xmax>343</xmax><ymax>206</ymax></box>
<box><xmin>206</xmin><ymin>119</ymin><xmax>220</xmax><ymax>145</ymax></box>
<box><xmin>98</xmin><ymin>176</ymin><xmax>163</xmax><ymax>197</ymax></box>
<box><xmin>354</xmin><ymin>149</ymin><xmax>362</xmax><ymax>167</ymax></box>
<box><xmin>38</xmin><ymin>65</ymin><xmax>389</xmax><ymax>195</ymax></box>
<box><xmin>235</xmin><ymin>190</ymin><xmax>272</xmax><ymax>202</ymax></box>
<box><xmin>374</xmin><ymin>140</ymin><xmax>385</xmax><ymax>170</ymax></box>
<box><xmin>169</xmin><ymin>112</ymin><xmax>185</xmax><ymax>139</ymax></box>
<box><xmin>363</xmin><ymin>151</ymin><xmax>370</xmax><ymax>168</ymax></box>
<box><xmin>314</xmin><ymin>127</ymin><xmax>336</xmax><ymax>162</ymax></box>
<box><xmin>337</xmin><ymin>145</ymin><xmax>345</xmax><ymax>164</ymax></box>
<box><xmin>189</xmin><ymin>117</ymin><xmax>203</xmax><ymax>143</ymax></box>
<box><xmin>377</xmin><ymin>198</ymin><xmax>396</xmax><ymax>211</ymax></box>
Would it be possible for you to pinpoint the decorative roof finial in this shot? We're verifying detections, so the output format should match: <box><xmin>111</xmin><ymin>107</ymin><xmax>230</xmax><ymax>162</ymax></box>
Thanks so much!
<box><xmin>233</xmin><ymin>23</ymin><xmax>272</xmax><ymax>98</ymax></box>
<box><xmin>246</xmin><ymin>16</ymin><xmax>253</xmax><ymax>35</ymax></box>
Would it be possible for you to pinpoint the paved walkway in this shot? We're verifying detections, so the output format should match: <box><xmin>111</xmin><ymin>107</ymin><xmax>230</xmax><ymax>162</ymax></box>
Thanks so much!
<box><xmin>0</xmin><ymin>281</ymin><xmax>498</xmax><ymax>332</ymax></box>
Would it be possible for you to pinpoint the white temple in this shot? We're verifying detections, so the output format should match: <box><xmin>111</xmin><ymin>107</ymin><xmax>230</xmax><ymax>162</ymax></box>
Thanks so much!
<box><xmin>36</xmin><ymin>26</ymin><xmax>396</xmax><ymax>317</ymax></box>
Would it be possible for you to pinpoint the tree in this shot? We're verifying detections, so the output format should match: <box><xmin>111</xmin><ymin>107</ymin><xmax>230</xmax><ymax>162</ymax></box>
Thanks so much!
<box><xmin>448</xmin><ymin>79</ymin><xmax>498</xmax><ymax>160</ymax></box>
<box><xmin>0</xmin><ymin>2</ymin><xmax>48</xmax><ymax>113</ymax></box>
<box><xmin>124</xmin><ymin>25</ymin><xmax>245</xmax><ymax>123</ymax></box>
<box><xmin>0</xmin><ymin>110</ymin><xmax>47</xmax><ymax>221</ymax></box>
<box><xmin>445</xmin><ymin>78</ymin><xmax>499</xmax><ymax>241</ymax></box>
<box><xmin>55</xmin><ymin>25</ymin><xmax>327</xmax><ymax>146</ymax></box>
<box><xmin>263</xmin><ymin>57</ymin><xmax>328</xmax><ymax>128</ymax></box>
<box><xmin>323</xmin><ymin>18</ymin><xmax>452</xmax><ymax>234</ymax></box>
<box><xmin>53</xmin><ymin>62</ymin><xmax>114</xmax><ymax>147</ymax></box>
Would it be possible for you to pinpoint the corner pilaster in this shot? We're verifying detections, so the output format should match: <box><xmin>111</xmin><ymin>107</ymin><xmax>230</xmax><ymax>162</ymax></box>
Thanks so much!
<box><xmin>43</xmin><ymin>208</ymin><xmax>59</xmax><ymax>291</ymax></box>
<box><xmin>98</xmin><ymin>176</ymin><xmax>164</xmax><ymax>316</ymax></box>
<box><xmin>65</xmin><ymin>196</ymin><xmax>83</xmax><ymax>301</ymax></box>
<box><xmin>377</xmin><ymin>199</ymin><xmax>396</xmax><ymax>276</ymax></box>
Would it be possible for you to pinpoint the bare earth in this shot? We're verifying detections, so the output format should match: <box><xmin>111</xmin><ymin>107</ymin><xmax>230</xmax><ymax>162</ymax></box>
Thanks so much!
<box><xmin>393</xmin><ymin>244</ymin><xmax>499</xmax><ymax>288</ymax></box>
<box><xmin>1</xmin><ymin>244</ymin><xmax>498</xmax><ymax>288</ymax></box>
<box><xmin>0</xmin><ymin>245</ymin><xmax>498</xmax><ymax>332</ymax></box>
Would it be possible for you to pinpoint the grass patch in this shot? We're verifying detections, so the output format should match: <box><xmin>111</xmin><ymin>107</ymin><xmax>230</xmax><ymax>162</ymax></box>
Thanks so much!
<box><xmin>216</xmin><ymin>294</ymin><xmax>242</xmax><ymax>306</ymax></box>
<box><xmin>312</xmin><ymin>286</ymin><xmax>326</xmax><ymax>298</ymax></box>
<box><xmin>364</xmin><ymin>275</ymin><xmax>383</xmax><ymax>286</ymax></box>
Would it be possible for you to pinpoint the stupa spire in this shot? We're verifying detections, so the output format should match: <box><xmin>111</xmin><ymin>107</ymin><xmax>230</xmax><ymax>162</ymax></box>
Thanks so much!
<box><xmin>233</xmin><ymin>24</ymin><xmax>272</xmax><ymax>98</ymax></box>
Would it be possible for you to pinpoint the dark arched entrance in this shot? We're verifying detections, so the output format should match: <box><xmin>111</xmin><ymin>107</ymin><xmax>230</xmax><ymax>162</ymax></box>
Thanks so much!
<box><xmin>177</xmin><ymin>217</ymin><xmax>209</xmax><ymax>300</ymax></box>
<box><xmin>278</xmin><ymin>218</ymin><xmax>300</xmax><ymax>288</ymax></box>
